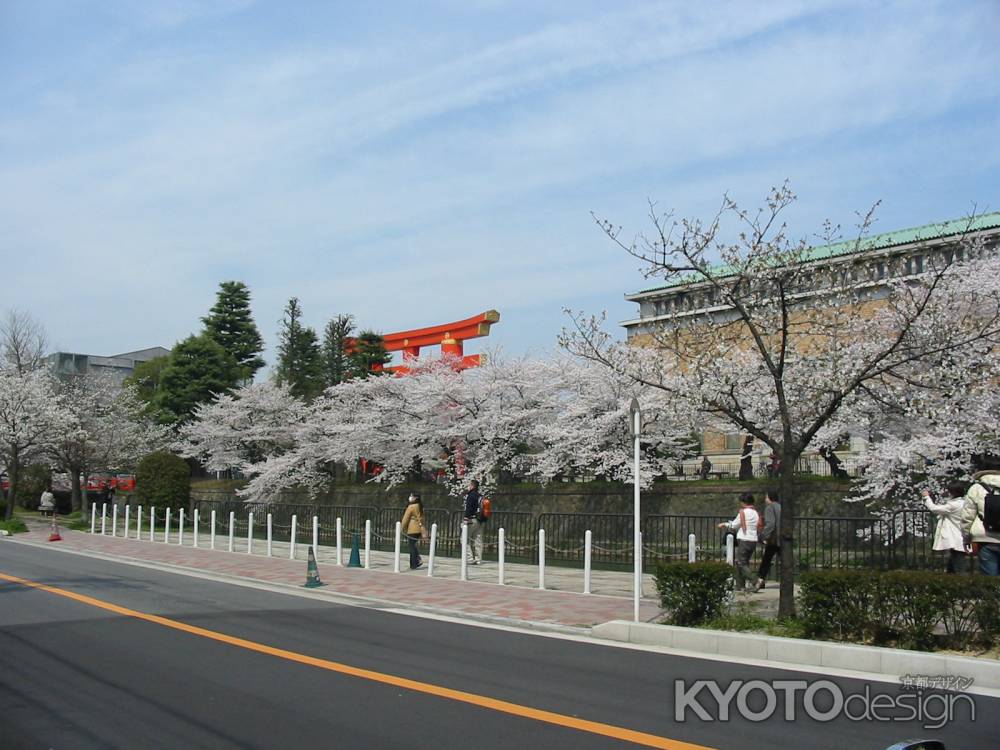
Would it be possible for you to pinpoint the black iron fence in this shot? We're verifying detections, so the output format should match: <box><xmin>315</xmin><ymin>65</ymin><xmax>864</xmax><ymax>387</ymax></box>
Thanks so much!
<box><xmin>171</xmin><ymin>493</ymin><xmax>940</xmax><ymax>576</ymax></box>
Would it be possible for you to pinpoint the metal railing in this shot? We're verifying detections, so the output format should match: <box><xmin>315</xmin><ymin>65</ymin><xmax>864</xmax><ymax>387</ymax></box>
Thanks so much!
<box><xmin>179</xmin><ymin>495</ymin><xmax>937</xmax><ymax>575</ymax></box>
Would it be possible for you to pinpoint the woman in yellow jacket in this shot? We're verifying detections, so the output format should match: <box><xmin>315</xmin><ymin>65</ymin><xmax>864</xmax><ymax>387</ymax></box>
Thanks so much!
<box><xmin>400</xmin><ymin>493</ymin><xmax>427</xmax><ymax>569</ymax></box>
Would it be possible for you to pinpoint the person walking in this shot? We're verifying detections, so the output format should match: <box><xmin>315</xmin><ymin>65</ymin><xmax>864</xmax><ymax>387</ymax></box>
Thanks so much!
<box><xmin>754</xmin><ymin>491</ymin><xmax>781</xmax><ymax>590</ymax></box>
<box><xmin>400</xmin><ymin>493</ymin><xmax>426</xmax><ymax>570</ymax></box>
<box><xmin>718</xmin><ymin>492</ymin><xmax>759</xmax><ymax>592</ymax></box>
<box><xmin>462</xmin><ymin>479</ymin><xmax>484</xmax><ymax>565</ymax></box>
<box><xmin>923</xmin><ymin>484</ymin><xmax>970</xmax><ymax>574</ymax></box>
<box><xmin>960</xmin><ymin>470</ymin><xmax>1000</xmax><ymax>576</ymax></box>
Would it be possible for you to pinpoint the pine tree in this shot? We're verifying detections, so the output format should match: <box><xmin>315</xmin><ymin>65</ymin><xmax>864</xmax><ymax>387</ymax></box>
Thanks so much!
<box><xmin>275</xmin><ymin>298</ymin><xmax>325</xmax><ymax>399</ymax></box>
<box><xmin>322</xmin><ymin>314</ymin><xmax>354</xmax><ymax>387</ymax></box>
<box><xmin>202</xmin><ymin>281</ymin><xmax>265</xmax><ymax>381</ymax></box>
<box><xmin>349</xmin><ymin>330</ymin><xmax>391</xmax><ymax>378</ymax></box>
<box><xmin>153</xmin><ymin>334</ymin><xmax>239</xmax><ymax>424</ymax></box>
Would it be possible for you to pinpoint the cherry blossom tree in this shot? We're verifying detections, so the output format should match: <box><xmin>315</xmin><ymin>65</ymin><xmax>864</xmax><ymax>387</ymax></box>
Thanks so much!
<box><xmin>0</xmin><ymin>368</ymin><xmax>72</xmax><ymax>519</ymax></box>
<box><xmin>231</xmin><ymin>354</ymin><xmax>692</xmax><ymax>502</ymax></box>
<box><xmin>562</xmin><ymin>185</ymin><xmax>1000</xmax><ymax>616</ymax></box>
<box><xmin>48</xmin><ymin>373</ymin><xmax>168</xmax><ymax>512</ymax></box>
<box><xmin>178</xmin><ymin>380</ymin><xmax>307</xmax><ymax>474</ymax></box>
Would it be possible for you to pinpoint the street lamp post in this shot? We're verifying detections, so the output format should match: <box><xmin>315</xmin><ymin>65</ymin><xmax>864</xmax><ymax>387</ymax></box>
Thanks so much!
<box><xmin>629</xmin><ymin>396</ymin><xmax>642</xmax><ymax>623</ymax></box>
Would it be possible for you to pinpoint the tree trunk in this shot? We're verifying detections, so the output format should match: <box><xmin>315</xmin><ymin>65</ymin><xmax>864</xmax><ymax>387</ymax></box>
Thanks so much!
<box><xmin>777</xmin><ymin>461</ymin><xmax>797</xmax><ymax>619</ymax></box>
<box><xmin>5</xmin><ymin>458</ymin><xmax>20</xmax><ymax>520</ymax></box>
<box><xmin>739</xmin><ymin>436</ymin><xmax>754</xmax><ymax>480</ymax></box>
<box><xmin>70</xmin><ymin>468</ymin><xmax>83</xmax><ymax>513</ymax></box>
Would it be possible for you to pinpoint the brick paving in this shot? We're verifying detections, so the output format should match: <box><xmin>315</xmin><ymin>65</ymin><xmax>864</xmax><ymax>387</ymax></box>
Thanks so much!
<box><xmin>12</xmin><ymin>520</ymin><xmax>668</xmax><ymax>628</ymax></box>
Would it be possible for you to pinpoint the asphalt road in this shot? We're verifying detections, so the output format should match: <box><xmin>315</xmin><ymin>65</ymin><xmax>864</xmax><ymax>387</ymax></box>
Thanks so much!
<box><xmin>1</xmin><ymin>541</ymin><xmax>996</xmax><ymax>750</ymax></box>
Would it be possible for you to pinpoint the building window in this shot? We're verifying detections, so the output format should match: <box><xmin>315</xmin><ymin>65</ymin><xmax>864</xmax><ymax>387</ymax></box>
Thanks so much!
<box><xmin>724</xmin><ymin>432</ymin><xmax>743</xmax><ymax>451</ymax></box>
<box><xmin>914</xmin><ymin>254</ymin><xmax>923</xmax><ymax>274</ymax></box>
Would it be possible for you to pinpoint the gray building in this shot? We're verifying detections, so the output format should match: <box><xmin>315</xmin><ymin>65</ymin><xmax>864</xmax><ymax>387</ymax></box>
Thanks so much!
<box><xmin>46</xmin><ymin>346</ymin><xmax>171</xmax><ymax>384</ymax></box>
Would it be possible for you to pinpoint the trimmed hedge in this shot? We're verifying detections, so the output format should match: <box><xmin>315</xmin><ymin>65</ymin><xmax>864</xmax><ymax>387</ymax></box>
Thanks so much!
<box><xmin>801</xmin><ymin>569</ymin><xmax>1000</xmax><ymax>651</ymax></box>
<box><xmin>136</xmin><ymin>452</ymin><xmax>191</xmax><ymax>511</ymax></box>
<box><xmin>655</xmin><ymin>561</ymin><xmax>734</xmax><ymax>626</ymax></box>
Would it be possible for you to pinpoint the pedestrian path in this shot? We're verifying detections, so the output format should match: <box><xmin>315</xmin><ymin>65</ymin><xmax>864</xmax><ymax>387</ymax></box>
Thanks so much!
<box><xmin>12</xmin><ymin>520</ymin><xmax>673</xmax><ymax>628</ymax></box>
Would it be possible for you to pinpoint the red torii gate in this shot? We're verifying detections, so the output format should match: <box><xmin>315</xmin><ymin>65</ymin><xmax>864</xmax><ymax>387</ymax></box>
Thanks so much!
<box><xmin>377</xmin><ymin>309</ymin><xmax>500</xmax><ymax>374</ymax></box>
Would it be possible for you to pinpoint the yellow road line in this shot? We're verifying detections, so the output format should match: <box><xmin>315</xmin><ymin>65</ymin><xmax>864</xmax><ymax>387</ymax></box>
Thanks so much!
<box><xmin>0</xmin><ymin>570</ymin><xmax>714</xmax><ymax>750</ymax></box>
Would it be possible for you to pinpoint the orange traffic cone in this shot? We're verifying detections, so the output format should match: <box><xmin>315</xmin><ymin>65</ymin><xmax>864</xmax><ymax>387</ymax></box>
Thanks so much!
<box><xmin>48</xmin><ymin>515</ymin><xmax>62</xmax><ymax>542</ymax></box>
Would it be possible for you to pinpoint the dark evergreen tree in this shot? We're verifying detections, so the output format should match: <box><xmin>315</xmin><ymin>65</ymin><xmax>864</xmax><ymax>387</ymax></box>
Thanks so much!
<box><xmin>152</xmin><ymin>334</ymin><xmax>239</xmax><ymax>424</ymax></box>
<box><xmin>202</xmin><ymin>281</ymin><xmax>265</xmax><ymax>381</ymax></box>
<box><xmin>322</xmin><ymin>313</ymin><xmax>354</xmax><ymax>387</ymax></box>
<box><xmin>349</xmin><ymin>330</ymin><xmax>391</xmax><ymax>378</ymax></box>
<box><xmin>275</xmin><ymin>298</ymin><xmax>325</xmax><ymax>399</ymax></box>
<box><xmin>124</xmin><ymin>355</ymin><xmax>170</xmax><ymax>414</ymax></box>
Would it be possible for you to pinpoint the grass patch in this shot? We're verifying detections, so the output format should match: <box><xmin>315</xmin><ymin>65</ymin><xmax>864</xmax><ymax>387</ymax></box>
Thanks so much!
<box><xmin>703</xmin><ymin>604</ymin><xmax>807</xmax><ymax>638</ymax></box>
<box><xmin>0</xmin><ymin>517</ymin><xmax>29</xmax><ymax>534</ymax></box>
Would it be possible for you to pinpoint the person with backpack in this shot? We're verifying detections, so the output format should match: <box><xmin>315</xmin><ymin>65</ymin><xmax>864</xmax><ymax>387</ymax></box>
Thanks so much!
<box><xmin>462</xmin><ymin>479</ymin><xmax>484</xmax><ymax>565</ymax></box>
<box><xmin>960</xmin><ymin>470</ymin><xmax>1000</xmax><ymax>575</ymax></box>
<box><xmin>717</xmin><ymin>492</ymin><xmax>759</xmax><ymax>592</ymax></box>
<box><xmin>754</xmin><ymin>490</ymin><xmax>781</xmax><ymax>590</ymax></box>
<box><xmin>922</xmin><ymin>483</ymin><xmax>970</xmax><ymax>574</ymax></box>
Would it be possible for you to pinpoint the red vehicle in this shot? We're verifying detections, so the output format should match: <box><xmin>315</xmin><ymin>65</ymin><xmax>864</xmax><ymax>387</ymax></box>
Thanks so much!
<box><xmin>85</xmin><ymin>474</ymin><xmax>136</xmax><ymax>493</ymax></box>
<box><xmin>86</xmin><ymin>474</ymin><xmax>113</xmax><ymax>493</ymax></box>
<box><xmin>115</xmin><ymin>474</ymin><xmax>136</xmax><ymax>492</ymax></box>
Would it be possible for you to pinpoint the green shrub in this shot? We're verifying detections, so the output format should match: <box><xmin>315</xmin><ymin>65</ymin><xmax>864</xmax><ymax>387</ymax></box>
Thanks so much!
<box><xmin>972</xmin><ymin>577</ymin><xmax>1000</xmax><ymax>646</ymax></box>
<box><xmin>136</xmin><ymin>452</ymin><xmax>191</xmax><ymax>511</ymax></box>
<box><xmin>800</xmin><ymin>569</ymin><xmax>879</xmax><ymax>641</ymax></box>
<box><xmin>14</xmin><ymin>464</ymin><xmax>52</xmax><ymax>509</ymax></box>
<box><xmin>655</xmin><ymin>561</ymin><xmax>733</xmax><ymax>626</ymax></box>
<box><xmin>802</xmin><ymin>569</ymin><xmax>1000</xmax><ymax>651</ymax></box>
<box><xmin>0</xmin><ymin>517</ymin><xmax>29</xmax><ymax>534</ymax></box>
<box><xmin>879</xmin><ymin>571</ymin><xmax>954</xmax><ymax>650</ymax></box>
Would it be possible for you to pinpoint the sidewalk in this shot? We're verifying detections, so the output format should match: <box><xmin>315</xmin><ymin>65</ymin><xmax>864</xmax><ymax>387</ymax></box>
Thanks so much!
<box><xmin>11</xmin><ymin>519</ymin><xmax>680</xmax><ymax>628</ymax></box>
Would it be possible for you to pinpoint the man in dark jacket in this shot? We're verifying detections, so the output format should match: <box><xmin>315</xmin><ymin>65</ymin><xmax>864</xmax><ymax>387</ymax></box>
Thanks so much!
<box><xmin>462</xmin><ymin>479</ymin><xmax>484</xmax><ymax>565</ymax></box>
<box><xmin>755</xmin><ymin>491</ymin><xmax>781</xmax><ymax>590</ymax></box>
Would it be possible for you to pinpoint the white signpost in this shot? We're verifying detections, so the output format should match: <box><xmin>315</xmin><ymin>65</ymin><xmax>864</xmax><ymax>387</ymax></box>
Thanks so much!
<box><xmin>630</xmin><ymin>396</ymin><xmax>642</xmax><ymax>623</ymax></box>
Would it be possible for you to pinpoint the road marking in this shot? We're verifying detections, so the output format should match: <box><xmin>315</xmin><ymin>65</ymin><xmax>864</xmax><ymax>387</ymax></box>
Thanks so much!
<box><xmin>0</xmin><ymin>571</ymin><xmax>714</xmax><ymax>750</ymax></box>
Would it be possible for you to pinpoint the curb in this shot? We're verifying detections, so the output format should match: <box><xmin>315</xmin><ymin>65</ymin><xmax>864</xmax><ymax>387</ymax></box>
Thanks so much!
<box><xmin>592</xmin><ymin>620</ymin><xmax>1000</xmax><ymax>690</ymax></box>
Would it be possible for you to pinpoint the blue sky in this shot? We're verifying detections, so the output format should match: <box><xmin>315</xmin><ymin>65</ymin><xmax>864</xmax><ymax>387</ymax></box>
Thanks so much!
<box><xmin>2</xmin><ymin>0</ymin><xmax>998</xmax><ymax>369</ymax></box>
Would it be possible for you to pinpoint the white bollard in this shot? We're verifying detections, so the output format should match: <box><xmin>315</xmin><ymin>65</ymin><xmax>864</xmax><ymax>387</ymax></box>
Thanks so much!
<box><xmin>290</xmin><ymin>515</ymin><xmax>297</xmax><ymax>560</ymax></box>
<box><xmin>584</xmin><ymin>529</ymin><xmax>592</xmax><ymax>594</ymax></box>
<box><xmin>393</xmin><ymin>521</ymin><xmax>401</xmax><ymax>573</ymax></box>
<box><xmin>427</xmin><ymin>523</ymin><xmax>437</xmax><ymax>577</ymax></box>
<box><xmin>498</xmin><ymin>527</ymin><xmax>506</xmax><ymax>586</ymax></box>
<box><xmin>335</xmin><ymin>517</ymin><xmax>343</xmax><ymax>565</ymax></box>
<box><xmin>460</xmin><ymin>523</ymin><xmax>469</xmax><ymax>581</ymax></box>
<box><xmin>90</xmin><ymin>503</ymin><xmax>96</xmax><ymax>533</ymax></box>
<box><xmin>112</xmin><ymin>504</ymin><xmax>118</xmax><ymax>537</ymax></box>
<box><xmin>136</xmin><ymin>506</ymin><xmax>143</xmax><ymax>540</ymax></box>
<box><xmin>688</xmin><ymin>533</ymin><xmax>697</xmax><ymax>563</ymax></box>
<box><xmin>210</xmin><ymin>510</ymin><xmax>217</xmax><ymax>549</ymax></box>
<box><xmin>725</xmin><ymin>533</ymin><xmax>734</xmax><ymax>565</ymax></box>
<box><xmin>267</xmin><ymin>513</ymin><xmax>273</xmax><ymax>557</ymax></box>
<box><xmin>364</xmin><ymin>520</ymin><xmax>371</xmax><ymax>569</ymax></box>
<box><xmin>312</xmin><ymin>516</ymin><xmax>318</xmax><ymax>558</ymax></box>
<box><xmin>228</xmin><ymin>511</ymin><xmax>235</xmax><ymax>552</ymax></box>
<box><xmin>539</xmin><ymin>528</ymin><xmax>546</xmax><ymax>590</ymax></box>
<box><xmin>124</xmin><ymin>505</ymin><xmax>130</xmax><ymax>539</ymax></box>
<box><xmin>178</xmin><ymin>508</ymin><xmax>185</xmax><ymax>545</ymax></box>
<box><xmin>101</xmin><ymin>503</ymin><xmax>107</xmax><ymax>535</ymax></box>
<box><xmin>247</xmin><ymin>512</ymin><xmax>254</xmax><ymax>554</ymax></box>
<box><xmin>193</xmin><ymin>510</ymin><xmax>200</xmax><ymax>548</ymax></box>
<box><xmin>164</xmin><ymin>508</ymin><xmax>171</xmax><ymax>544</ymax></box>
<box><xmin>149</xmin><ymin>507</ymin><xmax>155</xmax><ymax>542</ymax></box>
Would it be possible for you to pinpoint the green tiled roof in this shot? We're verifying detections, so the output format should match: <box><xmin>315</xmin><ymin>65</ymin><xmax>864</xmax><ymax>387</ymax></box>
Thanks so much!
<box><xmin>629</xmin><ymin>211</ymin><xmax>1000</xmax><ymax>297</ymax></box>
